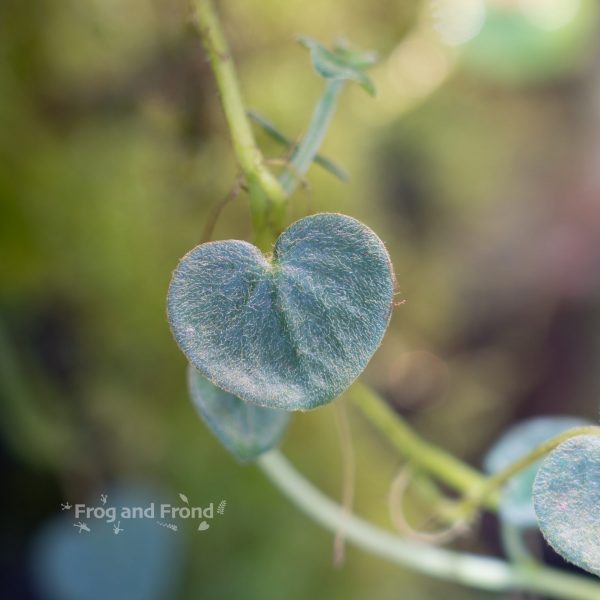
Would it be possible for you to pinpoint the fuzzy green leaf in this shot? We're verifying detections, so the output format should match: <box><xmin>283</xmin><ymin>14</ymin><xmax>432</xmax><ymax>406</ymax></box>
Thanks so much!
<box><xmin>168</xmin><ymin>213</ymin><xmax>394</xmax><ymax>410</ymax></box>
<box><xmin>533</xmin><ymin>433</ymin><xmax>600</xmax><ymax>577</ymax></box>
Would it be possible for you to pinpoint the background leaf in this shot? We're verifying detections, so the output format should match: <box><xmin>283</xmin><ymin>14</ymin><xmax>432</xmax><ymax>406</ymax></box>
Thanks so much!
<box><xmin>533</xmin><ymin>433</ymin><xmax>600</xmax><ymax>577</ymax></box>
<box><xmin>188</xmin><ymin>366</ymin><xmax>290</xmax><ymax>461</ymax></box>
<box><xmin>31</xmin><ymin>484</ymin><xmax>183</xmax><ymax>600</ymax></box>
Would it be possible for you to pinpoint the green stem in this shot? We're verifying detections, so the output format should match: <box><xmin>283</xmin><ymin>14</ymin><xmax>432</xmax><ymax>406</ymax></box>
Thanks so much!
<box><xmin>278</xmin><ymin>79</ymin><xmax>344</xmax><ymax>195</ymax></box>
<box><xmin>247</xmin><ymin>110</ymin><xmax>349</xmax><ymax>182</ymax></box>
<box><xmin>347</xmin><ymin>382</ymin><xmax>500</xmax><ymax>510</ymax></box>
<box><xmin>192</xmin><ymin>0</ymin><xmax>287</xmax><ymax>250</ymax></box>
<box><xmin>350</xmin><ymin>383</ymin><xmax>600</xmax><ymax>522</ymax></box>
<box><xmin>500</xmin><ymin>522</ymin><xmax>537</xmax><ymax>567</ymax></box>
<box><xmin>258</xmin><ymin>450</ymin><xmax>600</xmax><ymax>600</ymax></box>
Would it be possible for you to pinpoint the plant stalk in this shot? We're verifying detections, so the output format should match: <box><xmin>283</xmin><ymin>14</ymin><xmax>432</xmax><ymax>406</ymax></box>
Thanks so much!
<box><xmin>347</xmin><ymin>382</ymin><xmax>500</xmax><ymax>510</ymax></box>
<box><xmin>349</xmin><ymin>383</ymin><xmax>600</xmax><ymax>522</ymax></box>
<box><xmin>258</xmin><ymin>450</ymin><xmax>600</xmax><ymax>600</ymax></box>
<box><xmin>278</xmin><ymin>79</ymin><xmax>345</xmax><ymax>195</ymax></box>
<box><xmin>192</xmin><ymin>0</ymin><xmax>287</xmax><ymax>250</ymax></box>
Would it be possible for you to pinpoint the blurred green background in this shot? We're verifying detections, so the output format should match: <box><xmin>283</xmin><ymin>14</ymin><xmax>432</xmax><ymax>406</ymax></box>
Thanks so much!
<box><xmin>2</xmin><ymin>0</ymin><xmax>600</xmax><ymax>598</ymax></box>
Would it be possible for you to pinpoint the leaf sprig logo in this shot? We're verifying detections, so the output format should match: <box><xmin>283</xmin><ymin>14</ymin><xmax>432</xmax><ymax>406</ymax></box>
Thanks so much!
<box><xmin>60</xmin><ymin>492</ymin><xmax>228</xmax><ymax>535</ymax></box>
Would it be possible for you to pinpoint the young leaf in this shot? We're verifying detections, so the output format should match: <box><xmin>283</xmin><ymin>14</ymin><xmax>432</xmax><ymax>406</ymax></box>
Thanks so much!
<box><xmin>484</xmin><ymin>416</ymin><xmax>592</xmax><ymax>527</ymax></box>
<box><xmin>187</xmin><ymin>365</ymin><xmax>290</xmax><ymax>461</ymax></box>
<box><xmin>332</xmin><ymin>38</ymin><xmax>378</xmax><ymax>69</ymax></box>
<box><xmin>533</xmin><ymin>433</ymin><xmax>600</xmax><ymax>577</ymax></box>
<box><xmin>168</xmin><ymin>213</ymin><xmax>394</xmax><ymax>410</ymax></box>
<box><xmin>298</xmin><ymin>36</ymin><xmax>377</xmax><ymax>96</ymax></box>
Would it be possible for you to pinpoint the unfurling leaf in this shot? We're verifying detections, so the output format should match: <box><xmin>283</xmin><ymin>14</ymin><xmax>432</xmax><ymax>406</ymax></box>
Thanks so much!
<box><xmin>298</xmin><ymin>37</ymin><xmax>377</xmax><ymax>96</ymax></box>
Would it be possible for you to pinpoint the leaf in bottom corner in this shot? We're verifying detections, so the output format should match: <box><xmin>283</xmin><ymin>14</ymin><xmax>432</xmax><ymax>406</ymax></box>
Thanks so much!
<box><xmin>533</xmin><ymin>433</ymin><xmax>600</xmax><ymax>577</ymax></box>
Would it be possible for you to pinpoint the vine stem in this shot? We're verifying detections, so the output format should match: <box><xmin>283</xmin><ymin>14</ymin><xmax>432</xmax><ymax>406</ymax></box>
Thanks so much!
<box><xmin>500</xmin><ymin>522</ymin><xmax>538</xmax><ymax>567</ymax></box>
<box><xmin>349</xmin><ymin>383</ymin><xmax>600</xmax><ymax>518</ymax></box>
<box><xmin>347</xmin><ymin>382</ymin><xmax>500</xmax><ymax>510</ymax></box>
<box><xmin>278</xmin><ymin>79</ymin><xmax>344</xmax><ymax>196</ymax></box>
<box><xmin>332</xmin><ymin>400</ymin><xmax>355</xmax><ymax>566</ymax></box>
<box><xmin>192</xmin><ymin>0</ymin><xmax>287</xmax><ymax>250</ymax></box>
<box><xmin>257</xmin><ymin>450</ymin><xmax>600</xmax><ymax>600</ymax></box>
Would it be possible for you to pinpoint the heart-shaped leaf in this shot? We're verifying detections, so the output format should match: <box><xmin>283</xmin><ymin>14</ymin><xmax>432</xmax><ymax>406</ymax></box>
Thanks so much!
<box><xmin>533</xmin><ymin>433</ymin><xmax>600</xmax><ymax>577</ymax></box>
<box><xmin>484</xmin><ymin>416</ymin><xmax>592</xmax><ymax>527</ymax></box>
<box><xmin>188</xmin><ymin>365</ymin><xmax>290</xmax><ymax>461</ymax></box>
<box><xmin>298</xmin><ymin>37</ymin><xmax>377</xmax><ymax>95</ymax></box>
<box><xmin>168</xmin><ymin>213</ymin><xmax>394</xmax><ymax>410</ymax></box>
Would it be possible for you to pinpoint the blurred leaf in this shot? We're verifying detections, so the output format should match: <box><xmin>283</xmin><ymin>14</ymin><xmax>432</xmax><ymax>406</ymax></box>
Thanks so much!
<box><xmin>333</xmin><ymin>38</ymin><xmax>378</xmax><ymax>69</ymax></box>
<box><xmin>533</xmin><ymin>433</ymin><xmax>600</xmax><ymax>577</ymax></box>
<box><xmin>247</xmin><ymin>110</ymin><xmax>349</xmax><ymax>182</ymax></box>
<box><xmin>298</xmin><ymin>36</ymin><xmax>376</xmax><ymax>95</ymax></box>
<box><xmin>178</xmin><ymin>493</ymin><xmax>189</xmax><ymax>504</ymax></box>
<box><xmin>31</xmin><ymin>484</ymin><xmax>183</xmax><ymax>600</ymax></box>
<box><xmin>188</xmin><ymin>366</ymin><xmax>290</xmax><ymax>461</ymax></box>
<box><xmin>484</xmin><ymin>416</ymin><xmax>592</xmax><ymax>527</ymax></box>
<box><xmin>463</xmin><ymin>2</ymin><xmax>597</xmax><ymax>84</ymax></box>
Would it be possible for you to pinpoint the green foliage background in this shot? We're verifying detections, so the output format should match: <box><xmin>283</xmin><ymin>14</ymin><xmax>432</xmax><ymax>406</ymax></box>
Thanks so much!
<box><xmin>2</xmin><ymin>0</ymin><xmax>600</xmax><ymax>598</ymax></box>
